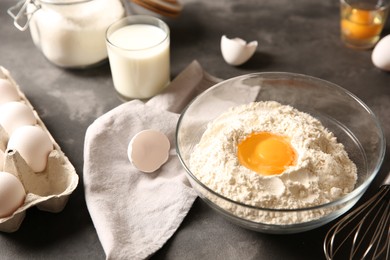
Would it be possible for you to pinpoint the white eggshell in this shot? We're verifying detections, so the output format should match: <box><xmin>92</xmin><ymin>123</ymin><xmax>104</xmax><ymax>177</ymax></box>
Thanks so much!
<box><xmin>0</xmin><ymin>171</ymin><xmax>26</xmax><ymax>218</ymax></box>
<box><xmin>0</xmin><ymin>102</ymin><xmax>37</xmax><ymax>136</ymax></box>
<box><xmin>372</xmin><ymin>34</ymin><xmax>390</xmax><ymax>71</ymax></box>
<box><xmin>7</xmin><ymin>125</ymin><xmax>53</xmax><ymax>172</ymax></box>
<box><xmin>128</xmin><ymin>129</ymin><xmax>170</xmax><ymax>173</ymax></box>
<box><xmin>0</xmin><ymin>79</ymin><xmax>20</xmax><ymax>105</ymax></box>
<box><xmin>221</xmin><ymin>35</ymin><xmax>258</xmax><ymax>66</ymax></box>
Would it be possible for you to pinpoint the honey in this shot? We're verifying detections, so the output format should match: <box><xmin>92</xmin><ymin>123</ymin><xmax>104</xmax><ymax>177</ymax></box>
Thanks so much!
<box><xmin>340</xmin><ymin>0</ymin><xmax>389</xmax><ymax>49</ymax></box>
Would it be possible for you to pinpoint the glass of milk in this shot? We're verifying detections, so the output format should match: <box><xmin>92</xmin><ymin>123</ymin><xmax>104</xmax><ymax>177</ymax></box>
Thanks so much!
<box><xmin>106</xmin><ymin>15</ymin><xmax>170</xmax><ymax>100</ymax></box>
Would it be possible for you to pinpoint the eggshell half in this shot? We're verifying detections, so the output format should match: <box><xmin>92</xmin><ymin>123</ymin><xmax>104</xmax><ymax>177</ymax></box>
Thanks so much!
<box><xmin>128</xmin><ymin>129</ymin><xmax>170</xmax><ymax>173</ymax></box>
<box><xmin>0</xmin><ymin>171</ymin><xmax>26</xmax><ymax>218</ymax></box>
<box><xmin>0</xmin><ymin>102</ymin><xmax>37</xmax><ymax>136</ymax></box>
<box><xmin>7</xmin><ymin>125</ymin><xmax>53</xmax><ymax>172</ymax></box>
<box><xmin>0</xmin><ymin>79</ymin><xmax>20</xmax><ymax>105</ymax></box>
<box><xmin>221</xmin><ymin>35</ymin><xmax>258</xmax><ymax>66</ymax></box>
<box><xmin>372</xmin><ymin>34</ymin><xmax>390</xmax><ymax>71</ymax></box>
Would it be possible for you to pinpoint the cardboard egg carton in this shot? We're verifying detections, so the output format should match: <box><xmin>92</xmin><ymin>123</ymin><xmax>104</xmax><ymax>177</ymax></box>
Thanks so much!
<box><xmin>0</xmin><ymin>66</ymin><xmax>79</xmax><ymax>232</ymax></box>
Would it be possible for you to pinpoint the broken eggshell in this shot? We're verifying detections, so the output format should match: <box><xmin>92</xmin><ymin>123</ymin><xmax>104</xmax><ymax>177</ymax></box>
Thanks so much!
<box><xmin>128</xmin><ymin>129</ymin><xmax>170</xmax><ymax>173</ymax></box>
<box><xmin>220</xmin><ymin>35</ymin><xmax>258</xmax><ymax>66</ymax></box>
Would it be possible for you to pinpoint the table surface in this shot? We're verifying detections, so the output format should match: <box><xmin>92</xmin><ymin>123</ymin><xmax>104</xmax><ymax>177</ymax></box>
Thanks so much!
<box><xmin>1</xmin><ymin>0</ymin><xmax>389</xmax><ymax>259</ymax></box>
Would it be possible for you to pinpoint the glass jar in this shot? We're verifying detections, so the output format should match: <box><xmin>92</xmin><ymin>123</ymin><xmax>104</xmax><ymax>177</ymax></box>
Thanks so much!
<box><xmin>8</xmin><ymin>0</ymin><xmax>126</xmax><ymax>69</ymax></box>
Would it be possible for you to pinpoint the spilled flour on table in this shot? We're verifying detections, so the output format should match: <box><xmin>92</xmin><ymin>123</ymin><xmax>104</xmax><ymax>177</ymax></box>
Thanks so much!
<box><xmin>189</xmin><ymin>101</ymin><xmax>357</xmax><ymax>224</ymax></box>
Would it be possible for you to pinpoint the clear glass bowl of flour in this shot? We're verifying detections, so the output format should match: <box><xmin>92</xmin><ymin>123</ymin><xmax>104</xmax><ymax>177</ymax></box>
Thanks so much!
<box><xmin>176</xmin><ymin>72</ymin><xmax>385</xmax><ymax>234</ymax></box>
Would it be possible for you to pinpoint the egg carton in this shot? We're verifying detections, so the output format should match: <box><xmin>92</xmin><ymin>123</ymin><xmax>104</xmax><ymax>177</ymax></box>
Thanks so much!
<box><xmin>0</xmin><ymin>66</ymin><xmax>79</xmax><ymax>232</ymax></box>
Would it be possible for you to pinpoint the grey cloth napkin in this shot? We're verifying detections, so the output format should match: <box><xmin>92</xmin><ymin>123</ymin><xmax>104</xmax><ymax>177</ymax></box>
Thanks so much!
<box><xmin>83</xmin><ymin>61</ymin><xmax>221</xmax><ymax>260</ymax></box>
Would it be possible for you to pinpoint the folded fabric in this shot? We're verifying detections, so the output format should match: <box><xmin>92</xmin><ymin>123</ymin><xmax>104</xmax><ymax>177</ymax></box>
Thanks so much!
<box><xmin>83</xmin><ymin>61</ymin><xmax>221</xmax><ymax>259</ymax></box>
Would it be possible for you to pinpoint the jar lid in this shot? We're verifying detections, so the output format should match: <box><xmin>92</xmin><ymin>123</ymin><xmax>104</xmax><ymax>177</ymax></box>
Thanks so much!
<box><xmin>131</xmin><ymin>0</ymin><xmax>183</xmax><ymax>17</ymax></box>
<box><xmin>7</xmin><ymin>0</ymin><xmax>93</xmax><ymax>31</ymax></box>
<box><xmin>37</xmin><ymin>0</ymin><xmax>92</xmax><ymax>4</ymax></box>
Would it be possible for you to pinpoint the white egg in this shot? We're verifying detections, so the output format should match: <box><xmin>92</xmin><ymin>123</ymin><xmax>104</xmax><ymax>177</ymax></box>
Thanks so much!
<box><xmin>0</xmin><ymin>171</ymin><xmax>26</xmax><ymax>218</ymax></box>
<box><xmin>0</xmin><ymin>101</ymin><xmax>37</xmax><ymax>136</ymax></box>
<box><xmin>0</xmin><ymin>150</ymin><xmax>4</xmax><ymax>172</ymax></box>
<box><xmin>220</xmin><ymin>35</ymin><xmax>258</xmax><ymax>66</ymax></box>
<box><xmin>0</xmin><ymin>79</ymin><xmax>20</xmax><ymax>105</ymax></box>
<box><xmin>128</xmin><ymin>129</ymin><xmax>170</xmax><ymax>173</ymax></box>
<box><xmin>7</xmin><ymin>125</ymin><xmax>53</xmax><ymax>172</ymax></box>
<box><xmin>372</xmin><ymin>34</ymin><xmax>390</xmax><ymax>71</ymax></box>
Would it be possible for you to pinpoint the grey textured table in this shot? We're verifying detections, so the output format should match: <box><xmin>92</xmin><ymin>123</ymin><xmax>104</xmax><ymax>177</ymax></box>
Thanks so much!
<box><xmin>0</xmin><ymin>0</ymin><xmax>389</xmax><ymax>259</ymax></box>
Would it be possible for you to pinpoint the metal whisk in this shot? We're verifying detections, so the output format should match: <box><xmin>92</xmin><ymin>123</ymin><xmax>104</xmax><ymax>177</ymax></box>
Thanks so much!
<box><xmin>323</xmin><ymin>172</ymin><xmax>390</xmax><ymax>260</ymax></box>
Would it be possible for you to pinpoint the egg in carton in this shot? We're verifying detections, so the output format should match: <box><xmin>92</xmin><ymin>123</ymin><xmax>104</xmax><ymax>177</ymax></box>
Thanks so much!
<box><xmin>0</xmin><ymin>66</ymin><xmax>79</xmax><ymax>232</ymax></box>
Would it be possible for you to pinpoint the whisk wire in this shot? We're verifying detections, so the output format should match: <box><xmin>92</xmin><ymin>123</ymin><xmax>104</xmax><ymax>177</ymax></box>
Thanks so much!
<box><xmin>324</xmin><ymin>185</ymin><xmax>390</xmax><ymax>260</ymax></box>
<box><xmin>360</xmin><ymin>200</ymin><xmax>388</xmax><ymax>258</ymax></box>
<box><xmin>385</xmin><ymin>222</ymin><xmax>390</xmax><ymax>260</ymax></box>
<box><xmin>326</xmin><ymin>208</ymin><xmax>362</xmax><ymax>257</ymax></box>
<box><xmin>351</xmin><ymin>214</ymin><xmax>368</xmax><ymax>258</ymax></box>
<box><xmin>370</xmin><ymin>202</ymin><xmax>389</xmax><ymax>258</ymax></box>
<box><xmin>325</xmin><ymin>201</ymin><xmax>369</xmax><ymax>258</ymax></box>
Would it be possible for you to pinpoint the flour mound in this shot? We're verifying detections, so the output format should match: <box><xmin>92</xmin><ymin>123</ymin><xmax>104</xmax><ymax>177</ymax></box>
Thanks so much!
<box><xmin>189</xmin><ymin>101</ymin><xmax>357</xmax><ymax>223</ymax></box>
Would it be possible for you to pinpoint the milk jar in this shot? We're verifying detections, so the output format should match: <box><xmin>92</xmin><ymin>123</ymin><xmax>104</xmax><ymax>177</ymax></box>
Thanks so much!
<box><xmin>8</xmin><ymin>0</ymin><xmax>126</xmax><ymax>68</ymax></box>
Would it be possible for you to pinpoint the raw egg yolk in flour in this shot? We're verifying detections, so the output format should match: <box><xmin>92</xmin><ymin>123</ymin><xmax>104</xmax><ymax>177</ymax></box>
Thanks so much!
<box><xmin>237</xmin><ymin>132</ymin><xmax>296</xmax><ymax>176</ymax></box>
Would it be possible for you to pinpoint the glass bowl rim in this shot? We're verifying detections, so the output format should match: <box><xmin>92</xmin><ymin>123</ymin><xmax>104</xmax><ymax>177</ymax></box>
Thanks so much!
<box><xmin>176</xmin><ymin>71</ymin><xmax>386</xmax><ymax>213</ymax></box>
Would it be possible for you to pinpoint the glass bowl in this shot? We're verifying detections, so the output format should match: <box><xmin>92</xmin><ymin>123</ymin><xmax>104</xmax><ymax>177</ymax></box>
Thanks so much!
<box><xmin>176</xmin><ymin>72</ymin><xmax>385</xmax><ymax>234</ymax></box>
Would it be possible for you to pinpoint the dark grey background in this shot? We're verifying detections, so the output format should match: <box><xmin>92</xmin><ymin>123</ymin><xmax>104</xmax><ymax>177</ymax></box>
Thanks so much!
<box><xmin>0</xmin><ymin>0</ymin><xmax>389</xmax><ymax>259</ymax></box>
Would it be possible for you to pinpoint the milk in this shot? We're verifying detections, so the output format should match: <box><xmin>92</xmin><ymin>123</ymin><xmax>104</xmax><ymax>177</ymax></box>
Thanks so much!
<box><xmin>107</xmin><ymin>23</ymin><xmax>170</xmax><ymax>99</ymax></box>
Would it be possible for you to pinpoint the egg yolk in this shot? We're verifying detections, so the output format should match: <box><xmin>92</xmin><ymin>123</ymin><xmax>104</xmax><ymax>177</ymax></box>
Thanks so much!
<box><xmin>237</xmin><ymin>132</ymin><xmax>296</xmax><ymax>176</ymax></box>
<box><xmin>341</xmin><ymin>9</ymin><xmax>382</xmax><ymax>39</ymax></box>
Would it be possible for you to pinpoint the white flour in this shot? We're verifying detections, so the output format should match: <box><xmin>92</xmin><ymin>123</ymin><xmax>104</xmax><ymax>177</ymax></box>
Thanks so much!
<box><xmin>189</xmin><ymin>101</ymin><xmax>357</xmax><ymax>224</ymax></box>
<box><xmin>27</xmin><ymin>0</ymin><xmax>125</xmax><ymax>68</ymax></box>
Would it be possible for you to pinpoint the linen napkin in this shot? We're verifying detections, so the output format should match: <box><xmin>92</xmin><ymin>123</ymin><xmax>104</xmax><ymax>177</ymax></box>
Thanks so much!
<box><xmin>83</xmin><ymin>60</ymin><xmax>221</xmax><ymax>260</ymax></box>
